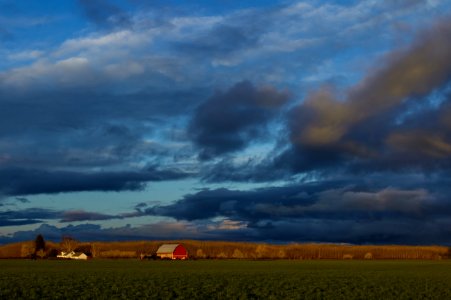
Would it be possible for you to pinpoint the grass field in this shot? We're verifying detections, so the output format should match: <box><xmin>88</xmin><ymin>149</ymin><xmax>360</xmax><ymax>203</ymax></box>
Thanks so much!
<box><xmin>0</xmin><ymin>259</ymin><xmax>450</xmax><ymax>299</ymax></box>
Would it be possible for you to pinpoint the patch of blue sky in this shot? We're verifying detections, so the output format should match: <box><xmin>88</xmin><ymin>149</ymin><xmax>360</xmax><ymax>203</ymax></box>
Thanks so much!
<box><xmin>395</xmin><ymin>83</ymin><xmax>451</xmax><ymax>126</ymax></box>
<box><xmin>156</xmin><ymin>0</ymin><xmax>283</xmax><ymax>14</ymax></box>
<box><xmin>0</xmin><ymin>223</ymin><xmax>39</xmax><ymax>236</ymax></box>
<box><xmin>0</xmin><ymin>1</ymin><xmax>83</xmax><ymax>67</ymax></box>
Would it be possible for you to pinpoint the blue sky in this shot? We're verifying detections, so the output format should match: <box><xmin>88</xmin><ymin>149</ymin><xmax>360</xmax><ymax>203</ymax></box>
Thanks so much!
<box><xmin>1</xmin><ymin>0</ymin><xmax>451</xmax><ymax>245</ymax></box>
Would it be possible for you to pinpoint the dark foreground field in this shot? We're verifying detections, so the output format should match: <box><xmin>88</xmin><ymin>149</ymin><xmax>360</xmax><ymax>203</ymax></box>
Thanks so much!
<box><xmin>1</xmin><ymin>260</ymin><xmax>450</xmax><ymax>299</ymax></box>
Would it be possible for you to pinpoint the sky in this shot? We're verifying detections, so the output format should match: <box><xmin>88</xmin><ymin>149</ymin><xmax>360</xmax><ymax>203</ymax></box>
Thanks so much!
<box><xmin>1</xmin><ymin>0</ymin><xmax>451</xmax><ymax>245</ymax></box>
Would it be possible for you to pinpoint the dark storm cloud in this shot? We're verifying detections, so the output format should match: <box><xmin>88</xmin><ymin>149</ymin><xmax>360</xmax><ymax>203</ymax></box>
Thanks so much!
<box><xmin>145</xmin><ymin>183</ymin><xmax>444</xmax><ymax>222</ymax></box>
<box><xmin>0</xmin><ymin>167</ymin><xmax>189</xmax><ymax>196</ymax></box>
<box><xmin>0</xmin><ymin>197</ymin><xmax>29</xmax><ymax>208</ymax></box>
<box><xmin>78</xmin><ymin>0</ymin><xmax>131</xmax><ymax>29</ymax></box>
<box><xmin>135</xmin><ymin>179</ymin><xmax>451</xmax><ymax>244</ymax></box>
<box><xmin>279</xmin><ymin>18</ymin><xmax>451</xmax><ymax>174</ymax></box>
<box><xmin>200</xmin><ymin>156</ymin><xmax>289</xmax><ymax>182</ymax></box>
<box><xmin>0</xmin><ymin>223</ymin><xmax>110</xmax><ymax>242</ymax></box>
<box><xmin>0</xmin><ymin>208</ymin><xmax>122</xmax><ymax>227</ymax></box>
<box><xmin>0</xmin><ymin>87</ymin><xmax>202</xmax><ymax>196</ymax></box>
<box><xmin>60</xmin><ymin>210</ymin><xmax>120</xmax><ymax>222</ymax></box>
<box><xmin>0</xmin><ymin>87</ymin><xmax>207</xmax><ymax>179</ymax></box>
<box><xmin>376</xmin><ymin>94</ymin><xmax>451</xmax><ymax>163</ymax></box>
<box><xmin>243</xmin><ymin>218</ymin><xmax>451</xmax><ymax>245</ymax></box>
<box><xmin>0</xmin><ymin>208</ymin><xmax>60</xmax><ymax>226</ymax></box>
<box><xmin>0</xmin><ymin>219</ymin><xmax>42</xmax><ymax>226</ymax></box>
<box><xmin>0</xmin><ymin>88</ymin><xmax>204</xmax><ymax>137</ymax></box>
<box><xmin>189</xmin><ymin>81</ymin><xmax>290</xmax><ymax>159</ymax></box>
<box><xmin>0</xmin><ymin>208</ymin><xmax>60</xmax><ymax>220</ymax></box>
<box><xmin>134</xmin><ymin>202</ymin><xmax>148</xmax><ymax>210</ymax></box>
<box><xmin>2</xmin><ymin>173</ymin><xmax>451</xmax><ymax>244</ymax></box>
<box><xmin>5</xmin><ymin>182</ymin><xmax>451</xmax><ymax>245</ymax></box>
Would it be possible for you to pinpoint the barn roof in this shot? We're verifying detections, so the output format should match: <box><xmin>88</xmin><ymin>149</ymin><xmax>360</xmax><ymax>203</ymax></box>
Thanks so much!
<box><xmin>156</xmin><ymin>244</ymin><xmax>181</xmax><ymax>254</ymax></box>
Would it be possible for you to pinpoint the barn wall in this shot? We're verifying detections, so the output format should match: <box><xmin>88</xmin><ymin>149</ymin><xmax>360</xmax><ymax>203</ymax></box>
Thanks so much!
<box><xmin>173</xmin><ymin>245</ymin><xmax>188</xmax><ymax>258</ymax></box>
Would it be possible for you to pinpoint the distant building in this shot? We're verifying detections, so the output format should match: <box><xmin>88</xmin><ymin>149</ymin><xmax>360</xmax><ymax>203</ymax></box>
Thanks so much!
<box><xmin>156</xmin><ymin>244</ymin><xmax>188</xmax><ymax>260</ymax></box>
<box><xmin>72</xmin><ymin>252</ymin><xmax>88</xmax><ymax>260</ymax></box>
<box><xmin>57</xmin><ymin>251</ymin><xmax>88</xmax><ymax>260</ymax></box>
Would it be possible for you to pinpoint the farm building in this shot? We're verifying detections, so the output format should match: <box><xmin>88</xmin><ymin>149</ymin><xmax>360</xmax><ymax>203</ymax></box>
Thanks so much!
<box><xmin>57</xmin><ymin>251</ymin><xmax>88</xmax><ymax>260</ymax></box>
<box><xmin>156</xmin><ymin>244</ymin><xmax>188</xmax><ymax>260</ymax></box>
<box><xmin>72</xmin><ymin>252</ymin><xmax>88</xmax><ymax>260</ymax></box>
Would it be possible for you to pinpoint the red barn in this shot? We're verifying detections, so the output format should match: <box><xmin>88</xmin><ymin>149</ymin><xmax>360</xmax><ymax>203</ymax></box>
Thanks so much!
<box><xmin>156</xmin><ymin>244</ymin><xmax>188</xmax><ymax>260</ymax></box>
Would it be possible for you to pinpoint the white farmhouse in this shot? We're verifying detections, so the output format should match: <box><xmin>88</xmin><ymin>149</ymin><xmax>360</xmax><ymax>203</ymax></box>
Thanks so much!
<box><xmin>57</xmin><ymin>251</ymin><xmax>88</xmax><ymax>260</ymax></box>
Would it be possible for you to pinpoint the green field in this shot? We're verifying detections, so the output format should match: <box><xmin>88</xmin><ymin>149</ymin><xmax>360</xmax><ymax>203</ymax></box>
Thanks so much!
<box><xmin>1</xmin><ymin>259</ymin><xmax>450</xmax><ymax>299</ymax></box>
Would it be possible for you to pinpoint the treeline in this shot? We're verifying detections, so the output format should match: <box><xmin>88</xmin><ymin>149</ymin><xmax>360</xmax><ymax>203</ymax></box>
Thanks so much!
<box><xmin>0</xmin><ymin>238</ymin><xmax>449</xmax><ymax>260</ymax></box>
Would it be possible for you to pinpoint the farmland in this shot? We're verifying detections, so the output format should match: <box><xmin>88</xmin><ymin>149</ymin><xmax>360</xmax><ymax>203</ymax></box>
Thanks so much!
<box><xmin>1</xmin><ymin>260</ymin><xmax>450</xmax><ymax>299</ymax></box>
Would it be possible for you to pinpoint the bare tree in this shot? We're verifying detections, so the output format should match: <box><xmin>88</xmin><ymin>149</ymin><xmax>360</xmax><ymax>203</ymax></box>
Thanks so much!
<box><xmin>60</xmin><ymin>236</ymin><xmax>78</xmax><ymax>252</ymax></box>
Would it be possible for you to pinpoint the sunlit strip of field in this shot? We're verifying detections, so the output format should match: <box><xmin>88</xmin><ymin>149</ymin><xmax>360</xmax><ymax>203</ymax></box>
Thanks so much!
<box><xmin>1</xmin><ymin>260</ymin><xmax>450</xmax><ymax>299</ymax></box>
<box><xmin>1</xmin><ymin>240</ymin><xmax>449</xmax><ymax>259</ymax></box>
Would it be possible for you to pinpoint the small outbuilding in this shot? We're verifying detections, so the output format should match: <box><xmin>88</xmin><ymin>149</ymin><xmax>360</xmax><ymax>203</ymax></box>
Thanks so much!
<box><xmin>156</xmin><ymin>244</ymin><xmax>188</xmax><ymax>260</ymax></box>
<box><xmin>71</xmin><ymin>252</ymin><xmax>88</xmax><ymax>260</ymax></box>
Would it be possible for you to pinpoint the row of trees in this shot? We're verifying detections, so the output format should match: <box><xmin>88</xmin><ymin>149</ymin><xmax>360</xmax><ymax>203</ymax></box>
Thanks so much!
<box><xmin>181</xmin><ymin>241</ymin><xmax>450</xmax><ymax>260</ymax></box>
<box><xmin>20</xmin><ymin>235</ymin><xmax>86</xmax><ymax>259</ymax></box>
<box><xmin>63</xmin><ymin>240</ymin><xmax>450</xmax><ymax>260</ymax></box>
<box><xmin>17</xmin><ymin>235</ymin><xmax>450</xmax><ymax>260</ymax></box>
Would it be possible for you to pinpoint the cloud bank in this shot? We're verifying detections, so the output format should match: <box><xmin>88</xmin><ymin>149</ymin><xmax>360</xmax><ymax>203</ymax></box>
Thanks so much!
<box><xmin>1</xmin><ymin>1</ymin><xmax>451</xmax><ymax>245</ymax></box>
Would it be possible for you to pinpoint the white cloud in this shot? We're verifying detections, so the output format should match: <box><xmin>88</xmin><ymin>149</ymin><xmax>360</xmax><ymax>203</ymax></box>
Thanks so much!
<box><xmin>7</xmin><ymin>50</ymin><xmax>43</xmax><ymax>61</ymax></box>
<box><xmin>56</xmin><ymin>30</ymin><xmax>152</xmax><ymax>57</ymax></box>
<box><xmin>2</xmin><ymin>0</ymin><xmax>450</xmax><ymax>93</ymax></box>
<box><xmin>0</xmin><ymin>57</ymin><xmax>97</xmax><ymax>89</ymax></box>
